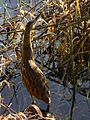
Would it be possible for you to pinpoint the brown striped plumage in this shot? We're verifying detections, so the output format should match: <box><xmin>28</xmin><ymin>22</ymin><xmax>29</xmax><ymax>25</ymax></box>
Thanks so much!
<box><xmin>21</xmin><ymin>16</ymin><xmax>51</xmax><ymax>107</ymax></box>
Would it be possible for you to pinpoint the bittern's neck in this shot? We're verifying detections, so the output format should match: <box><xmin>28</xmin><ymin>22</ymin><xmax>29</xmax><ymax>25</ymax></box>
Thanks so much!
<box><xmin>22</xmin><ymin>27</ymin><xmax>34</xmax><ymax>61</ymax></box>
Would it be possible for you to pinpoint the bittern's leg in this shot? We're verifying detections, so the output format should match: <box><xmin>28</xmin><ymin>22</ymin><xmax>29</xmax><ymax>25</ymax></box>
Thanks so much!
<box><xmin>46</xmin><ymin>104</ymin><xmax>50</xmax><ymax>112</ymax></box>
<box><xmin>31</xmin><ymin>96</ymin><xmax>36</xmax><ymax>104</ymax></box>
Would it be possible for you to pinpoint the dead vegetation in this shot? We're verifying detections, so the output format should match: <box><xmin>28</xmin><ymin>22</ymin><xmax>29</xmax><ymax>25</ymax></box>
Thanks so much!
<box><xmin>0</xmin><ymin>0</ymin><xmax>90</xmax><ymax>119</ymax></box>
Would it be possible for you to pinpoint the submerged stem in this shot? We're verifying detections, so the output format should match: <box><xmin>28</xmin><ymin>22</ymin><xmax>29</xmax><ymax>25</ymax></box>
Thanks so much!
<box><xmin>67</xmin><ymin>3</ymin><xmax>76</xmax><ymax>120</ymax></box>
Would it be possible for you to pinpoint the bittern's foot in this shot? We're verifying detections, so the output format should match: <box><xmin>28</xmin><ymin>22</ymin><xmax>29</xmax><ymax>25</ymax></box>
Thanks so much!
<box><xmin>46</xmin><ymin>104</ymin><xmax>50</xmax><ymax>112</ymax></box>
<box><xmin>31</xmin><ymin>96</ymin><xmax>37</xmax><ymax>104</ymax></box>
<box><xmin>32</xmin><ymin>100</ymin><xmax>36</xmax><ymax>104</ymax></box>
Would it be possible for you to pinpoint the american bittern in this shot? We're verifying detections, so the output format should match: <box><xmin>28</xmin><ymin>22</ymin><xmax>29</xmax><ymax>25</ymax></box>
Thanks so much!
<box><xmin>21</xmin><ymin>15</ymin><xmax>51</xmax><ymax>109</ymax></box>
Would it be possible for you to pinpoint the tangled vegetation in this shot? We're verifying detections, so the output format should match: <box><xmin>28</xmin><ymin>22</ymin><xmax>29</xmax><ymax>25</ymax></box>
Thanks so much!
<box><xmin>0</xmin><ymin>0</ymin><xmax>90</xmax><ymax>120</ymax></box>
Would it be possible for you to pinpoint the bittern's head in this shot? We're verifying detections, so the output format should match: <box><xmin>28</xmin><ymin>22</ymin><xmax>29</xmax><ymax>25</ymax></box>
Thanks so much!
<box><xmin>26</xmin><ymin>20</ymin><xmax>34</xmax><ymax>30</ymax></box>
<box><xmin>25</xmin><ymin>13</ymin><xmax>41</xmax><ymax>30</ymax></box>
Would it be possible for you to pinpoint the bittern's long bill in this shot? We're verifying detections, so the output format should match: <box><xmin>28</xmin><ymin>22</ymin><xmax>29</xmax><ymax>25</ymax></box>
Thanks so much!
<box><xmin>21</xmin><ymin>15</ymin><xmax>51</xmax><ymax>110</ymax></box>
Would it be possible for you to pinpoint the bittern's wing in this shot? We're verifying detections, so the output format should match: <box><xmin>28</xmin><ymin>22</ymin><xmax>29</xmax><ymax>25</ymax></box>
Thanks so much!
<box><xmin>21</xmin><ymin>60</ymin><xmax>51</xmax><ymax>104</ymax></box>
<box><xmin>28</xmin><ymin>60</ymin><xmax>43</xmax><ymax>75</ymax></box>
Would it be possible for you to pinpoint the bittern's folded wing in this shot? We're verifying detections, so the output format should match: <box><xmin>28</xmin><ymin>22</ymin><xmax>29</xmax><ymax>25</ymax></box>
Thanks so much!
<box><xmin>21</xmin><ymin>60</ymin><xmax>51</xmax><ymax>104</ymax></box>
